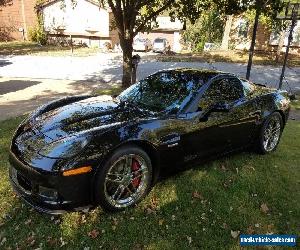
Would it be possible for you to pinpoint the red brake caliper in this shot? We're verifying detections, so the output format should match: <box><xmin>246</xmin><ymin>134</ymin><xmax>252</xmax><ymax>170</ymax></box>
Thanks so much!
<box><xmin>131</xmin><ymin>159</ymin><xmax>141</xmax><ymax>188</ymax></box>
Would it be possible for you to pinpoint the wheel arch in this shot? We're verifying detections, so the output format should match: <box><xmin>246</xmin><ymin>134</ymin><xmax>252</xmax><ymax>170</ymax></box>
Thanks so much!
<box><xmin>276</xmin><ymin>110</ymin><xmax>287</xmax><ymax>127</ymax></box>
<box><xmin>93</xmin><ymin>139</ymin><xmax>161</xmax><ymax>186</ymax></box>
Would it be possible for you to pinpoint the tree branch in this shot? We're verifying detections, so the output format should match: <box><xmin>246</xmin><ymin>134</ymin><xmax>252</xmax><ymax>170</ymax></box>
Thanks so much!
<box><xmin>134</xmin><ymin>0</ymin><xmax>175</xmax><ymax>35</ymax></box>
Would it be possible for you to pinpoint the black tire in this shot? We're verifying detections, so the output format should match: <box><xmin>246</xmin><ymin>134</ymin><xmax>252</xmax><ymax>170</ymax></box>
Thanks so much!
<box><xmin>256</xmin><ymin>112</ymin><xmax>283</xmax><ymax>154</ymax></box>
<box><xmin>94</xmin><ymin>145</ymin><xmax>153</xmax><ymax>212</ymax></box>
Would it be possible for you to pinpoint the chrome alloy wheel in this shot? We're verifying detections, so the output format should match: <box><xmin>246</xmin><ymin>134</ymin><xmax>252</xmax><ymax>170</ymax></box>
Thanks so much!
<box><xmin>263</xmin><ymin>115</ymin><xmax>281</xmax><ymax>152</ymax></box>
<box><xmin>103</xmin><ymin>154</ymin><xmax>150</xmax><ymax>208</ymax></box>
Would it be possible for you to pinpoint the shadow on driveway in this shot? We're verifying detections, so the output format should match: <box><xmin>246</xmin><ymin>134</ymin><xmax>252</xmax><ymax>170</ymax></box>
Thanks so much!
<box><xmin>0</xmin><ymin>59</ymin><xmax>12</xmax><ymax>67</ymax></box>
<box><xmin>0</xmin><ymin>80</ymin><xmax>41</xmax><ymax>95</ymax></box>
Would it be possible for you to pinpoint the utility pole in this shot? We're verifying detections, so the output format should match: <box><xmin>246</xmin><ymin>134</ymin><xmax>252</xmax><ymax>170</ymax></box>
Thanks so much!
<box><xmin>278</xmin><ymin>3</ymin><xmax>299</xmax><ymax>89</ymax></box>
<box><xmin>246</xmin><ymin>8</ymin><xmax>260</xmax><ymax>80</ymax></box>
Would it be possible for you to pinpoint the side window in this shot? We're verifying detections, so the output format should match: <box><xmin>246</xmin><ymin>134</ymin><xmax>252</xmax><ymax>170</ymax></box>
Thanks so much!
<box><xmin>199</xmin><ymin>77</ymin><xmax>243</xmax><ymax>109</ymax></box>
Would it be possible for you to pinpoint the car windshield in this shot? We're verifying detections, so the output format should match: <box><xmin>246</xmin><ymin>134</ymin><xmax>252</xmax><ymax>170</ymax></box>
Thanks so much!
<box><xmin>154</xmin><ymin>39</ymin><xmax>164</xmax><ymax>43</ymax></box>
<box><xmin>135</xmin><ymin>38</ymin><xmax>145</xmax><ymax>43</ymax></box>
<box><xmin>240</xmin><ymin>78</ymin><xmax>256</xmax><ymax>96</ymax></box>
<box><xmin>117</xmin><ymin>72</ymin><xmax>204</xmax><ymax>113</ymax></box>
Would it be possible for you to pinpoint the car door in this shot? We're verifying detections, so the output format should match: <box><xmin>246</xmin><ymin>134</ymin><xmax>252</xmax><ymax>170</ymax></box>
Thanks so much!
<box><xmin>180</xmin><ymin>76</ymin><xmax>259</xmax><ymax>162</ymax></box>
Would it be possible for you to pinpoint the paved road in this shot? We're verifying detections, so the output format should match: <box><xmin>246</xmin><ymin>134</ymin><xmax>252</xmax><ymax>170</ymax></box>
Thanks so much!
<box><xmin>0</xmin><ymin>53</ymin><xmax>299</xmax><ymax>120</ymax></box>
<box><xmin>0</xmin><ymin>53</ymin><xmax>299</xmax><ymax>90</ymax></box>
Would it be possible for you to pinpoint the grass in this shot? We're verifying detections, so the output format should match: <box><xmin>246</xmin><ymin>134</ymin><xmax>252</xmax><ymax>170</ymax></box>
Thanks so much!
<box><xmin>291</xmin><ymin>96</ymin><xmax>300</xmax><ymax>110</ymax></box>
<box><xmin>2</xmin><ymin>42</ymin><xmax>300</xmax><ymax>67</ymax></box>
<box><xmin>93</xmin><ymin>86</ymin><xmax>123</xmax><ymax>97</ymax></box>
<box><xmin>0</xmin><ymin>41</ymin><xmax>101</xmax><ymax>57</ymax></box>
<box><xmin>0</xmin><ymin>117</ymin><xmax>299</xmax><ymax>249</ymax></box>
<box><xmin>155</xmin><ymin>50</ymin><xmax>300</xmax><ymax>67</ymax></box>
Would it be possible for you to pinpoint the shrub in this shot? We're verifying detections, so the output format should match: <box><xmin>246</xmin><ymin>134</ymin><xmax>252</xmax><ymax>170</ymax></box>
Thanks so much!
<box><xmin>28</xmin><ymin>25</ymin><xmax>47</xmax><ymax>45</ymax></box>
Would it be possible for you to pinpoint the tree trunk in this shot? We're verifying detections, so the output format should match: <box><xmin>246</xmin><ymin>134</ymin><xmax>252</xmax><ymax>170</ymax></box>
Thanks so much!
<box><xmin>275</xmin><ymin>29</ymin><xmax>285</xmax><ymax>62</ymax></box>
<box><xmin>246</xmin><ymin>9</ymin><xmax>260</xmax><ymax>80</ymax></box>
<box><xmin>120</xmin><ymin>38</ymin><xmax>133</xmax><ymax>88</ymax></box>
<box><xmin>221</xmin><ymin>15</ymin><xmax>233</xmax><ymax>51</ymax></box>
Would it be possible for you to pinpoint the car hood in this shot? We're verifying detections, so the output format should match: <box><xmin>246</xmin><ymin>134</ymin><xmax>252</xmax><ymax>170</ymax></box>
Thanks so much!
<box><xmin>28</xmin><ymin>96</ymin><xmax>153</xmax><ymax>140</ymax></box>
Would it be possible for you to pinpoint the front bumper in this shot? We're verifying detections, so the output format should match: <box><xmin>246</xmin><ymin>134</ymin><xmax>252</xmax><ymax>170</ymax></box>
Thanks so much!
<box><xmin>9</xmin><ymin>151</ymin><xmax>93</xmax><ymax>214</ymax></box>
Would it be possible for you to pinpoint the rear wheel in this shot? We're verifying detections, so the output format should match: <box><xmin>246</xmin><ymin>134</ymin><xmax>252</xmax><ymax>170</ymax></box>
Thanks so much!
<box><xmin>94</xmin><ymin>146</ymin><xmax>152</xmax><ymax>211</ymax></box>
<box><xmin>257</xmin><ymin>112</ymin><xmax>283</xmax><ymax>154</ymax></box>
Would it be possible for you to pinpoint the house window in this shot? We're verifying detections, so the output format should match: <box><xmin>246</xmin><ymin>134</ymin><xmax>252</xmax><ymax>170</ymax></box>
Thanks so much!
<box><xmin>237</xmin><ymin>20</ymin><xmax>249</xmax><ymax>38</ymax></box>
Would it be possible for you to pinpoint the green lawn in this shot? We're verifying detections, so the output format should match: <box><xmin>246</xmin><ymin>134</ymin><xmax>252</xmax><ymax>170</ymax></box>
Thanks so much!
<box><xmin>291</xmin><ymin>96</ymin><xmax>300</xmax><ymax>111</ymax></box>
<box><xmin>0</xmin><ymin>117</ymin><xmax>299</xmax><ymax>249</ymax></box>
<box><xmin>0</xmin><ymin>41</ymin><xmax>101</xmax><ymax>57</ymax></box>
<box><xmin>155</xmin><ymin>50</ymin><xmax>300</xmax><ymax>67</ymax></box>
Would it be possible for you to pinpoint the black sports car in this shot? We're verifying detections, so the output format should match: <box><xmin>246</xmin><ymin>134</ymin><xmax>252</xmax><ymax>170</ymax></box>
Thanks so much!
<box><xmin>9</xmin><ymin>68</ymin><xmax>290</xmax><ymax>213</ymax></box>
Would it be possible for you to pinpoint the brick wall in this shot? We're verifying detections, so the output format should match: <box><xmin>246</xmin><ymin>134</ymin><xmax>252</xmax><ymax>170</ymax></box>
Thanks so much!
<box><xmin>0</xmin><ymin>0</ymin><xmax>37</xmax><ymax>41</ymax></box>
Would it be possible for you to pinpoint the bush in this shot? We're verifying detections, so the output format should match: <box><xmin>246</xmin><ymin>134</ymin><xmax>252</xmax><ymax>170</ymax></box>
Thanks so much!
<box><xmin>28</xmin><ymin>25</ymin><xmax>47</xmax><ymax>45</ymax></box>
<box><xmin>183</xmin><ymin>9</ymin><xmax>225</xmax><ymax>52</ymax></box>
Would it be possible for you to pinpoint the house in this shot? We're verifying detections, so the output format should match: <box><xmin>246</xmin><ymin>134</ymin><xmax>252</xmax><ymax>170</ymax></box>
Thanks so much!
<box><xmin>137</xmin><ymin>16</ymin><xmax>185</xmax><ymax>52</ymax></box>
<box><xmin>39</xmin><ymin>0</ymin><xmax>184</xmax><ymax>50</ymax></box>
<box><xmin>0</xmin><ymin>0</ymin><xmax>37</xmax><ymax>41</ymax></box>
<box><xmin>227</xmin><ymin>15</ymin><xmax>300</xmax><ymax>54</ymax></box>
<box><xmin>0</xmin><ymin>0</ymin><xmax>184</xmax><ymax>51</ymax></box>
<box><xmin>36</xmin><ymin>0</ymin><xmax>117</xmax><ymax>48</ymax></box>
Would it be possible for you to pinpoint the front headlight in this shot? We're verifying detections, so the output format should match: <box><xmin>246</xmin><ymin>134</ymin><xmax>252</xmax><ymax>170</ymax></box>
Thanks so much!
<box><xmin>39</xmin><ymin>136</ymin><xmax>89</xmax><ymax>159</ymax></box>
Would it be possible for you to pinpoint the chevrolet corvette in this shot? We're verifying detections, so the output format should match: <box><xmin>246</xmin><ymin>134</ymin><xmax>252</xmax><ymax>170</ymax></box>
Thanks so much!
<box><xmin>9</xmin><ymin>68</ymin><xmax>290</xmax><ymax>213</ymax></box>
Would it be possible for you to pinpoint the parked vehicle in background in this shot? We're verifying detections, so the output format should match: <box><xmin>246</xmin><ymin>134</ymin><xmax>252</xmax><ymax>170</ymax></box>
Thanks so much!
<box><xmin>133</xmin><ymin>38</ymin><xmax>152</xmax><ymax>51</ymax></box>
<box><xmin>152</xmin><ymin>38</ymin><xmax>170</xmax><ymax>53</ymax></box>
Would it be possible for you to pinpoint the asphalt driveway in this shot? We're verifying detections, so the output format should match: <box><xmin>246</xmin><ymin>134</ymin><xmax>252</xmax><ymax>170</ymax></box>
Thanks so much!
<box><xmin>0</xmin><ymin>53</ymin><xmax>299</xmax><ymax>120</ymax></box>
<box><xmin>0</xmin><ymin>53</ymin><xmax>299</xmax><ymax>90</ymax></box>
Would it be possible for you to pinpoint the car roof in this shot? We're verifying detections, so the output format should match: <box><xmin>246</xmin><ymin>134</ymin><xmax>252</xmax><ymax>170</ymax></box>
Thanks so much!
<box><xmin>157</xmin><ymin>68</ymin><xmax>236</xmax><ymax>84</ymax></box>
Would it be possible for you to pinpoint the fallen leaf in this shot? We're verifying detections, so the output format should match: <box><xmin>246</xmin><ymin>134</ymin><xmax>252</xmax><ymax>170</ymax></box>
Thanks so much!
<box><xmin>260</xmin><ymin>203</ymin><xmax>269</xmax><ymax>213</ymax></box>
<box><xmin>0</xmin><ymin>237</ymin><xmax>6</xmax><ymax>246</ymax></box>
<box><xmin>221</xmin><ymin>223</ymin><xmax>228</xmax><ymax>229</ymax></box>
<box><xmin>24</xmin><ymin>219</ymin><xmax>32</xmax><ymax>225</ymax></box>
<box><xmin>158</xmin><ymin>219</ymin><xmax>164</xmax><ymax>226</ymax></box>
<box><xmin>231</xmin><ymin>230</ymin><xmax>240</xmax><ymax>239</ymax></box>
<box><xmin>112</xmin><ymin>217</ymin><xmax>118</xmax><ymax>226</ymax></box>
<box><xmin>26</xmin><ymin>235</ymin><xmax>35</xmax><ymax>247</ymax></box>
<box><xmin>192</xmin><ymin>191</ymin><xmax>203</xmax><ymax>200</ymax></box>
<box><xmin>132</xmin><ymin>243</ymin><xmax>144</xmax><ymax>250</ymax></box>
<box><xmin>46</xmin><ymin>236</ymin><xmax>57</xmax><ymax>246</ymax></box>
<box><xmin>59</xmin><ymin>237</ymin><xmax>66</xmax><ymax>247</ymax></box>
<box><xmin>54</xmin><ymin>219</ymin><xmax>61</xmax><ymax>225</ymax></box>
<box><xmin>88</xmin><ymin>229</ymin><xmax>100</xmax><ymax>239</ymax></box>
<box><xmin>247</xmin><ymin>226</ymin><xmax>255</xmax><ymax>234</ymax></box>
<box><xmin>220</xmin><ymin>164</ymin><xmax>227</xmax><ymax>171</ymax></box>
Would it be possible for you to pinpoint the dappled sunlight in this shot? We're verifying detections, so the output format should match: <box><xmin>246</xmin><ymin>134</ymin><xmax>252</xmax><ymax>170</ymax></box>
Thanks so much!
<box><xmin>0</xmin><ymin>117</ymin><xmax>299</xmax><ymax>249</ymax></box>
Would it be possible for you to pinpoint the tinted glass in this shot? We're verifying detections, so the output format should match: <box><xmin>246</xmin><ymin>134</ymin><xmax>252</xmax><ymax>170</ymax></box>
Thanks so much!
<box><xmin>199</xmin><ymin>77</ymin><xmax>243</xmax><ymax>109</ymax></box>
<box><xmin>118</xmin><ymin>72</ymin><xmax>204</xmax><ymax>113</ymax></box>
<box><xmin>154</xmin><ymin>39</ymin><xmax>164</xmax><ymax>43</ymax></box>
<box><xmin>240</xmin><ymin>79</ymin><xmax>255</xmax><ymax>96</ymax></box>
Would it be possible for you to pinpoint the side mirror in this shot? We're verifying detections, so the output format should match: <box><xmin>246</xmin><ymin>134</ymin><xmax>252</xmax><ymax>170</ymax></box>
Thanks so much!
<box><xmin>199</xmin><ymin>103</ymin><xmax>230</xmax><ymax>122</ymax></box>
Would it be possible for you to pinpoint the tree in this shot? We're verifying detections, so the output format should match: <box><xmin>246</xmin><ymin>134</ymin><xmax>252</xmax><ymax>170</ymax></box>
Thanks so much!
<box><xmin>245</xmin><ymin>0</ymin><xmax>284</xmax><ymax>80</ymax></box>
<box><xmin>99</xmin><ymin>0</ymin><xmax>209</xmax><ymax>88</ymax></box>
<box><xmin>0</xmin><ymin>0</ymin><xmax>12</xmax><ymax>6</ymax></box>
<box><xmin>183</xmin><ymin>8</ymin><xmax>225</xmax><ymax>51</ymax></box>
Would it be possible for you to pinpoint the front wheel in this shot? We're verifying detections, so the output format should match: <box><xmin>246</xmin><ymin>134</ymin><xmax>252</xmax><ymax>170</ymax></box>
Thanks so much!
<box><xmin>94</xmin><ymin>146</ymin><xmax>153</xmax><ymax>211</ymax></box>
<box><xmin>257</xmin><ymin>112</ymin><xmax>283</xmax><ymax>154</ymax></box>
